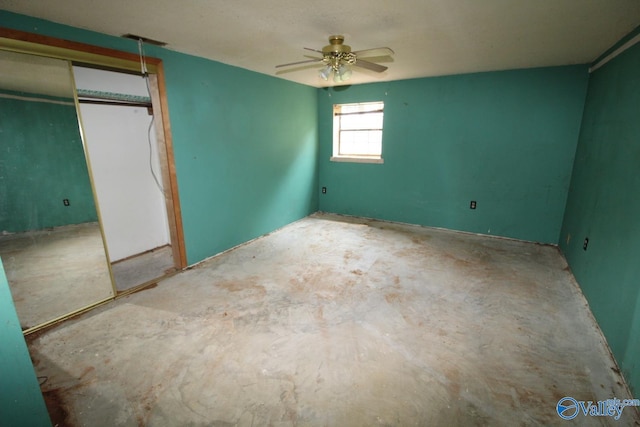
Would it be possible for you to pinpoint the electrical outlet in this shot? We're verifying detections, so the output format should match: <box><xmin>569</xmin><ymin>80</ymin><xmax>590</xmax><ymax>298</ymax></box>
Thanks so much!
<box><xmin>470</xmin><ymin>200</ymin><xmax>477</xmax><ymax>209</ymax></box>
<box><xmin>583</xmin><ymin>237</ymin><xmax>589</xmax><ymax>251</ymax></box>
<box><xmin>322</xmin><ymin>187</ymin><xmax>327</xmax><ymax>194</ymax></box>
<box><xmin>63</xmin><ymin>199</ymin><xmax>70</xmax><ymax>206</ymax></box>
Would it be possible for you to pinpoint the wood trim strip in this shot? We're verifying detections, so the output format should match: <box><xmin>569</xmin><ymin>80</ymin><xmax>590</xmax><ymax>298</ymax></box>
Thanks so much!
<box><xmin>155</xmin><ymin>63</ymin><xmax>188</xmax><ymax>268</ymax></box>
<box><xmin>0</xmin><ymin>27</ymin><xmax>159</xmax><ymax>72</ymax></box>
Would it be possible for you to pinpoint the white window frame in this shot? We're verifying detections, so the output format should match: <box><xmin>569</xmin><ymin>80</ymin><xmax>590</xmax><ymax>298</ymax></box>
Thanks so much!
<box><xmin>331</xmin><ymin>101</ymin><xmax>384</xmax><ymax>164</ymax></box>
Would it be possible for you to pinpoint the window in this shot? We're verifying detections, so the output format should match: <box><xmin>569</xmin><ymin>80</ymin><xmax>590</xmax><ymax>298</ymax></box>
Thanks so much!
<box><xmin>331</xmin><ymin>101</ymin><xmax>384</xmax><ymax>163</ymax></box>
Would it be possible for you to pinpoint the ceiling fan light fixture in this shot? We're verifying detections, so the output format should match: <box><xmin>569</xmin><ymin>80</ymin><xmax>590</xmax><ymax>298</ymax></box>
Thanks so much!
<box><xmin>319</xmin><ymin>64</ymin><xmax>332</xmax><ymax>81</ymax></box>
<box><xmin>338</xmin><ymin>64</ymin><xmax>352</xmax><ymax>81</ymax></box>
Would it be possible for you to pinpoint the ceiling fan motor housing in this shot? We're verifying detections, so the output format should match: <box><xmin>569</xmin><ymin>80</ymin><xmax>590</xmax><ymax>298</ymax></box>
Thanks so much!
<box><xmin>322</xmin><ymin>35</ymin><xmax>356</xmax><ymax>69</ymax></box>
<box><xmin>322</xmin><ymin>35</ymin><xmax>351</xmax><ymax>54</ymax></box>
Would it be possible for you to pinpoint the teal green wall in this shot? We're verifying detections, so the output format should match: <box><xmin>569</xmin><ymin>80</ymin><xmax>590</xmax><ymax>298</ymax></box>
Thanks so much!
<box><xmin>0</xmin><ymin>258</ymin><xmax>51</xmax><ymax>426</ymax></box>
<box><xmin>0</xmin><ymin>92</ymin><xmax>98</xmax><ymax>232</ymax></box>
<box><xmin>560</xmin><ymin>40</ymin><xmax>640</xmax><ymax>392</ymax></box>
<box><xmin>0</xmin><ymin>11</ymin><xmax>319</xmax><ymax>264</ymax></box>
<box><xmin>162</xmin><ymin>56</ymin><xmax>318</xmax><ymax>264</ymax></box>
<box><xmin>318</xmin><ymin>66</ymin><xmax>589</xmax><ymax>243</ymax></box>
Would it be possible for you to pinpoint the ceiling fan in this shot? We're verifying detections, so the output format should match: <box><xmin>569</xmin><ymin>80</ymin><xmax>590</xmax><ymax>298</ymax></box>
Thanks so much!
<box><xmin>276</xmin><ymin>35</ymin><xmax>394</xmax><ymax>83</ymax></box>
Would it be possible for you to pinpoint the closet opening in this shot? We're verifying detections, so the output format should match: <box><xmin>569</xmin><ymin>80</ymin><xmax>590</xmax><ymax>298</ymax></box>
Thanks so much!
<box><xmin>73</xmin><ymin>65</ymin><xmax>181</xmax><ymax>293</ymax></box>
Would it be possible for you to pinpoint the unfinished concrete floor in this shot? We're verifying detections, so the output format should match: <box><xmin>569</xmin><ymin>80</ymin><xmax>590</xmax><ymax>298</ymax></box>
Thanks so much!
<box><xmin>28</xmin><ymin>214</ymin><xmax>638</xmax><ymax>426</ymax></box>
<box><xmin>112</xmin><ymin>245</ymin><xmax>176</xmax><ymax>293</ymax></box>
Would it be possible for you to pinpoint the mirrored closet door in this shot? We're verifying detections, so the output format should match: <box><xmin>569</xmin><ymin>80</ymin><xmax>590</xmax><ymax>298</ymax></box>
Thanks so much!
<box><xmin>0</xmin><ymin>49</ymin><xmax>115</xmax><ymax>331</ymax></box>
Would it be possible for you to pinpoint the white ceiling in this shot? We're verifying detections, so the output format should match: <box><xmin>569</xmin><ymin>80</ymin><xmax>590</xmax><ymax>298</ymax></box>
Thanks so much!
<box><xmin>1</xmin><ymin>0</ymin><xmax>639</xmax><ymax>88</ymax></box>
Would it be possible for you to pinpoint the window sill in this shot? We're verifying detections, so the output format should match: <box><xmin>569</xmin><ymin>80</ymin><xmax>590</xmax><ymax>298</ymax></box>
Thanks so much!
<box><xmin>330</xmin><ymin>156</ymin><xmax>384</xmax><ymax>164</ymax></box>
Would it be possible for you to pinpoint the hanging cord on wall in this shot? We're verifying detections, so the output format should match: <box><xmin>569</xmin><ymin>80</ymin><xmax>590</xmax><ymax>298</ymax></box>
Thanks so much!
<box><xmin>138</xmin><ymin>38</ymin><xmax>165</xmax><ymax>196</ymax></box>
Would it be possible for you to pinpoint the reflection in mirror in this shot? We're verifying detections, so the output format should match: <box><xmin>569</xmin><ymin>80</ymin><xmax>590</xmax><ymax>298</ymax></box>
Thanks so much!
<box><xmin>0</xmin><ymin>50</ymin><xmax>115</xmax><ymax>331</ymax></box>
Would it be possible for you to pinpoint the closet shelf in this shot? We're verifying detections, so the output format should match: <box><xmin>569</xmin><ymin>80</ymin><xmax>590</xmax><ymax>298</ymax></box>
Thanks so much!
<box><xmin>76</xmin><ymin>89</ymin><xmax>151</xmax><ymax>107</ymax></box>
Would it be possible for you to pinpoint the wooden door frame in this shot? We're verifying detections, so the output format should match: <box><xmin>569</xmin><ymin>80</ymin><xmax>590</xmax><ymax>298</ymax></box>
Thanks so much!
<box><xmin>0</xmin><ymin>27</ymin><xmax>187</xmax><ymax>269</ymax></box>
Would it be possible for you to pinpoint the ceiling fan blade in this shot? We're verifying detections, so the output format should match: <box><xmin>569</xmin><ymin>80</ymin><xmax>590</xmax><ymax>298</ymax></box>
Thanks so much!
<box><xmin>354</xmin><ymin>59</ymin><xmax>388</xmax><ymax>73</ymax></box>
<box><xmin>353</xmin><ymin>47</ymin><xmax>394</xmax><ymax>58</ymax></box>
<box><xmin>275</xmin><ymin>58</ymin><xmax>323</xmax><ymax>68</ymax></box>
<box><xmin>304</xmin><ymin>47</ymin><xmax>324</xmax><ymax>54</ymax></box>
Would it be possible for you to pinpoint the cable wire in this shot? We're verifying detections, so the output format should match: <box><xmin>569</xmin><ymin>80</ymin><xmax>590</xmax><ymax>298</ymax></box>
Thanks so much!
<box><xmin>147</xmin><ymin>111</ymin><xmax>165</xmax><ymax>195</ymax></box>
<box><xmin>138</xmin><ymin>39</ymin><xmax>165</xmax><ymax>196</ymax></box>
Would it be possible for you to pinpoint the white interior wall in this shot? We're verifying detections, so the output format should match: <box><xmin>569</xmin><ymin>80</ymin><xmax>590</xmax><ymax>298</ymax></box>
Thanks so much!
<box><xmin>73</xmin><ymin>66</ymin><xmax>170</xmax><ymax>261</ymax></box>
